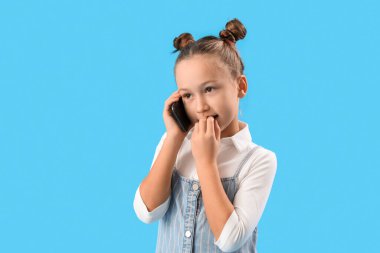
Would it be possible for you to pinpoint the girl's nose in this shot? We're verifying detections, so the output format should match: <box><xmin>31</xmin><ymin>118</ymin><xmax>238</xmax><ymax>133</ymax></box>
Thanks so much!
<box><xmin>196</xmin><ymin>97</ymin><xmax>210</xmax><ymax>113</ymax></box>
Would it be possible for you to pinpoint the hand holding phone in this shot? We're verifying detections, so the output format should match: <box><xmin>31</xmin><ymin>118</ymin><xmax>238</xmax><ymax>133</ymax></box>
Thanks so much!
<box><xmin>169</xmin><ymin>97</ymin><xmax>191</xmax><ymax>132</ymax></box>
<box><xmin>163</xmin><ymin>91</ymin><xmax>192</xmax><ymax>139</ymax></box>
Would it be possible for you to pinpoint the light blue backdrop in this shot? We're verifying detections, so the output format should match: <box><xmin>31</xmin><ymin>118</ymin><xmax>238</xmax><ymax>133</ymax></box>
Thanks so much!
<box><xmin>1</xmin><ymin>0</ymin><xmax>379</xmax><ymax>252</ymax></box>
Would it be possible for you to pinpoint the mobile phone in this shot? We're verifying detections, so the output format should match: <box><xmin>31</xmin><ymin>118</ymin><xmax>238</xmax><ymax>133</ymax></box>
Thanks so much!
<box><xmin>170</xmin><ymin>97</ymin><xmax>191</xmax><ymax>132</ymax></box>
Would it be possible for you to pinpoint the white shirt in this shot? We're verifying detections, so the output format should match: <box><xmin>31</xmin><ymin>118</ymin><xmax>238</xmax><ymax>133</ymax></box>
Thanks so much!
<box><xmin>133</xmin><ymin>120</ymin><xmax>277</xmax><ymax>251</ymax></box>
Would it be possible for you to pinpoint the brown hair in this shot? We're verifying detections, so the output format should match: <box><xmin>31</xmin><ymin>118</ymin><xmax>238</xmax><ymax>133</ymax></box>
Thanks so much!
<box><xmin>172</xmin><ymin>18</ymin><xmax>247</xmax><ymax>80</ymax></box>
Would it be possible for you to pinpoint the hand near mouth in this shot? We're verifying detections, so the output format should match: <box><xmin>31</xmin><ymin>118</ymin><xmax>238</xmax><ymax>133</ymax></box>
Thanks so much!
<box><xmin>191</xmin><ymin>116</ymin><xmax>221</xmax><ymax>167</ymax></box>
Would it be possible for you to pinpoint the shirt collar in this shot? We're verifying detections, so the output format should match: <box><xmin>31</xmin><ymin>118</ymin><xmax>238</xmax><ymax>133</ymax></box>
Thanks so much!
<box><xmin>185</xmin><ymin>120</ymin><xmax>253</xmax><ymax>153</ymax></box>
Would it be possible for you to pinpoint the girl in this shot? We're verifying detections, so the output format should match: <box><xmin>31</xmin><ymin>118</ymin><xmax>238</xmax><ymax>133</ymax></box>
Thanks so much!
<box><xmin>133</xmin><ymin>18</ymin><xmax>277</xmax><ymax>253</ymax></box>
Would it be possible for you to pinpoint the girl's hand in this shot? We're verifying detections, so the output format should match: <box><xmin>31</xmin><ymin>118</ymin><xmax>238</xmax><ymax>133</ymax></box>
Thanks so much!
<box><xmin>163</xmin><ymin>90</ymin><xmax>193</xmax><ymax>140</ymax></box>
<box><xmin>191</xmin><ymin>116</ymin><xmax>221</xmax><ymax>167</ymax></box>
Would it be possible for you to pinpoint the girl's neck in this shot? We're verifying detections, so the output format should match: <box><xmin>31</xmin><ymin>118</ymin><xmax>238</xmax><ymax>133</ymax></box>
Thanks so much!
<box><xmin>220</xmin><ymin>118</ymin><xmax>243</xmax><ymax>139</ymax></box>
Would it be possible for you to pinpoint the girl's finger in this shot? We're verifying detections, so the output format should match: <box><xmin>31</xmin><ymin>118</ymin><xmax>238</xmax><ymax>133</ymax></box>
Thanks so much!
<box><xmin>165</xmin><ymin>95</ymin><xmax>181</xmax><ymax>106</ymax></box>
<box><xmin>194</xmin><ymin>122</ymin><xmax>199</xmax><ymax>134</ymax></box>
<box><xmin>199</xmin><ymin>118</ymin><xmax>206</xmax><ymax>133</ymax></box>
<box><xmin>214</xmin><ymin>119</ymin><xmax>220</xmax><ymax>141</ymax></box>
<box><xmin>207</xmin><ymin>116</ymin><xmax>215</xmax><ymax>136</ymax></box>
<box><xmin>168</xmin><ymin>91</ymin><xmax>181</xmax><ymax>99</ymax></box>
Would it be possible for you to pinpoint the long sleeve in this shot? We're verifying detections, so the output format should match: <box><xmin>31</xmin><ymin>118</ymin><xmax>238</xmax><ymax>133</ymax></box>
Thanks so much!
<box><xmin>214</xmin><ymin>148</ymin><xmax>277</xmax><ymax>252</ymax></box>
<box><xmin>133</xmin><ymin>132</ymin><xmax>171</xmax><ymax>224</ymax></box>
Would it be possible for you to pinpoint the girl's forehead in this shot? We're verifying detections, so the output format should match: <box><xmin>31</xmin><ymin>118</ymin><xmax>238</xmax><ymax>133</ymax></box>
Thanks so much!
<box><xmin>175</xmin><ymin>56</ymin><xmax>230</xmax><ymax>82</ymax></box>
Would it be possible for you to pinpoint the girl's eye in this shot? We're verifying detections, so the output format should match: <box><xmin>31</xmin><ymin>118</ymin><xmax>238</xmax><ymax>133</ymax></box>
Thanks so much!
<box><xmin>182</xmin><ymin>87</ymin><xmax>214</xmax><ymax>99</ymax></box>
<box><xmin>205</xmin><ymin>87</ymin><xmax>214</xmax><ymax>92</ymax></box>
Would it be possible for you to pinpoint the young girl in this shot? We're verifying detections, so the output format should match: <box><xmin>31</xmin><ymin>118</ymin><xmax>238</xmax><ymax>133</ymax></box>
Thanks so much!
<box><xmin>133</xmin><ymin>18</ymin><xmax>277</xmax><ymax>253</ymax></box>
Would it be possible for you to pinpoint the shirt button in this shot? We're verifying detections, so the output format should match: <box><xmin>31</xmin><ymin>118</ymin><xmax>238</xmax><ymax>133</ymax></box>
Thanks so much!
<box><xmin>185</xmin><ymin>230</ymin><xmax>192</xmax><ymax>238</ymax></box>
<box><xmin>192</xmin><ymin>183</ymin><xmax>199</xmax><ymax>191</ymax></box>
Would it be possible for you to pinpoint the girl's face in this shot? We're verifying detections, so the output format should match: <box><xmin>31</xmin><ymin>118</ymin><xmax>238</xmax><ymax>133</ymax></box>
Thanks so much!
<box><xmin>175</xmin><ymin>54</ymin><xmax>247</xmax><ymax>138</ymax></box>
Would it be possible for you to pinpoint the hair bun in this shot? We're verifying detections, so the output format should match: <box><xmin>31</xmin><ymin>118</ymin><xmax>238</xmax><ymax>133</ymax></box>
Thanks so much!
<box><xmin>173</xmin><ymin>33</ymin><xmax>195</xmax><ymax>52</ymax></box>
<box><xmin>219</xmin><ymin>18</ymin><xmax>247</xmax><ymax>45</ymax></box>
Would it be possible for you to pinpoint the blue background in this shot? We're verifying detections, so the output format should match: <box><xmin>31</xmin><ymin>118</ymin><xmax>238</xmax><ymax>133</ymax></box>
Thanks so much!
<box><xmin>1</xmin><ymin>0</ymin><xmax>379</xmax><ymax>252</ymax></box>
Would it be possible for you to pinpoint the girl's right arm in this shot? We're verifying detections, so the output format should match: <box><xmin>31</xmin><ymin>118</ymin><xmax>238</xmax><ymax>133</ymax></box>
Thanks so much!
<box><xmin>139</xmin><ymin>134</ymin><xmax>183</xmax><ymax>211</ymax></box>
<box><xmin>139</xmin><ymin>90</ymin><xmax>193</xmax><ymax>212</ymax></box>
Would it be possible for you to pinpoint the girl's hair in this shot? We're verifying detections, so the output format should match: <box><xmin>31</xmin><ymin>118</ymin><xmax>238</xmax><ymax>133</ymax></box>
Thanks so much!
<box><xmin>172</xmin><ymin>18</ymin><xmax>247</xmax><ymax>80</ymax></box>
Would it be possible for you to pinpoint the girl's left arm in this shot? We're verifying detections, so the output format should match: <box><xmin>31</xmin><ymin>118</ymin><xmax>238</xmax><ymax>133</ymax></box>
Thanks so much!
<box><xmin>195</xmin><ymin>160</ymin><xmax>234</xmax><ymax>241</ymax></box>
<box><xmin>197</xmin><ymin>149</ymin><xmax>277</xmax><ymax>252</ymax></box>
<box><xmin>192</xmin><ymin>117</ymin><xmax>235</xmax><ymax>240</ymax></box>
<box><xmin>192</xmin><ymin>117</ymin><xmax>277</xmax><ymax>251</ymax></box>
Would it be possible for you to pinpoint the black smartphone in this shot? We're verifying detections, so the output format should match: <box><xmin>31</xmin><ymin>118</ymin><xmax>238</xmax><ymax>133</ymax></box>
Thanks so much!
<box><xmin>170</xmin><ymin>97</ymin><xmax>192</xmax><ymax>132</ymax></box>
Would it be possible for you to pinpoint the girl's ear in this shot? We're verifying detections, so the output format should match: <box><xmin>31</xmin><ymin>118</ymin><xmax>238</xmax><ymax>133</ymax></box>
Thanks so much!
<box><xmin>237</xmin><ymin>75</ymin><xmax>248</xmax><ymax>98</ymax></box>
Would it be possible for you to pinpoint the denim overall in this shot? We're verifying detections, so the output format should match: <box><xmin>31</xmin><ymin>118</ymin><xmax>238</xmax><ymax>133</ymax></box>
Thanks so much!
<box><xmin>155</xmin><ymin>145</ymin><xmax>261</xmax><ymax>253</ymax></box>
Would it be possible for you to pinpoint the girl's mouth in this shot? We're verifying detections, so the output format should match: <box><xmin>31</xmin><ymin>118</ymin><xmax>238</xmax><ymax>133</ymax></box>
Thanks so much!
<box><xmin>203</xmin><ymin>115</ymin><xmax>218</xmax><ymax>120</ymax></box>
<box><xmin>195</xmin><ymin>115</ymin><xmax>218</xmax><ymax>123</ymax></box>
